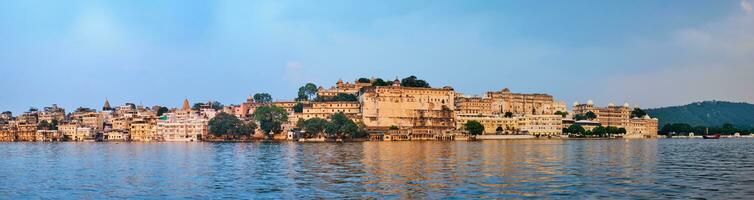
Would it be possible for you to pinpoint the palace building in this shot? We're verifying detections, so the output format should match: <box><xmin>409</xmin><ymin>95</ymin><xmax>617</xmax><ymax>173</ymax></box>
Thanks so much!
<box><xmin>360</xmin><ymin>80</ymin><xmax>456</xmax><ymax>133</ymax></box>
<box><xmin>573</xmin><ymin>100</ymin><xmax>659</xmax><ymax>138</ymax></box>
<box><xmin>485</xmin><ymin>88</ymin><xmax>566</xmax><ymax>116</ymax></box>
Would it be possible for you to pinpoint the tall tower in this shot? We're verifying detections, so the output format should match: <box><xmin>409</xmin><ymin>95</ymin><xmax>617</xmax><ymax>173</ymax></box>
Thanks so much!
<box><xmin>103</xmin><ymin>99</ymin><xmax>112</xmax><ymax>111</ymax></box>
<box><xmin>183</xmin><ymin>99</ymin><xmax>190</xmax><ymax>111</ymax></box>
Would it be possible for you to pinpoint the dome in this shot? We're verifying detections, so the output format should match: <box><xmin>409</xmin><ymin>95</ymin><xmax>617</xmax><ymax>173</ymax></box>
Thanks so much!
<box><xmin>608</xmin><ymin>102</ymin><xmax>615</xmax><ymax>107</ymax></box>
<box><xmin>587</xmin><ymin>100</ymin><xmax>593</xmax><ymax>105</ymax></box>
<box><xmin>643</xmin><ymin>115</ymin><xmax>651</xmax><ymax>119</ymax></box>
<box><xmin>623</xmin><ymin>102</ymin><xmax>630</xmax><ymax>107</ymax></box>
<box><xmin>573</xmin><ymin>102</ymin><xmax>579</xmax><ymax>106</ymax></box>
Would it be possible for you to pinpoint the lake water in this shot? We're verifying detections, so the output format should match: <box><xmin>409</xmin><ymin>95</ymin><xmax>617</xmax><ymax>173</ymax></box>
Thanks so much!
<box><xmin>1</xmin><ymin>139</ymin><xmax>753</xmax><ymax>199</ymax></box>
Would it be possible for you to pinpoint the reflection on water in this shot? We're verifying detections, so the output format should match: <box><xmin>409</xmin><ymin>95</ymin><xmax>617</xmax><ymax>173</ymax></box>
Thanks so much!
<box><xmin>0</xmin><ymin>139</ymin><xmax>753</xmax><ymax>199</ymax></box>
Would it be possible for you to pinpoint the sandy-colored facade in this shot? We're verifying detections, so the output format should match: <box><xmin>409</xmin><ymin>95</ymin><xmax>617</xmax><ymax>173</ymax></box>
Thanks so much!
<box><xmin>299</xmin><ymin>101</ymin><xmax>361</xmax><ymax>122</ymax></box>
<box><xmin>573</xmin><ymin>101</ymin><xmax>659</xmax><ymax>138</ymax></box>
<box><xmin>317</xmin><ymin>79</ymin><xmax>371</xmax><ymax>98</ymax></box>
<box><xmin>38</xmin><ymin>104</ymin><xmax>65</xmax><ymax>123</ymax></box>
<box><xmin>485</xmin><ymin>88</ymin><xmax>565</xmax><ymax>115</ymax></box>
<box><xmin>455</xmin><ymin>96</ymin><xmax>493</xmax><ymax>116</ymax></box>
<box><xmin>130</xmin><ymin>119</ymin><xmax>158</xmax><ymax>142</ymax></box>
<box><xmin>360</xmin><ymin>83</ymin><xmax>456</xmax><ymax>132</ymax></box>
<box><xmin>456</xmin><ymin>115</ymin><xmax>562</xmax><ymax>136</ymax></box>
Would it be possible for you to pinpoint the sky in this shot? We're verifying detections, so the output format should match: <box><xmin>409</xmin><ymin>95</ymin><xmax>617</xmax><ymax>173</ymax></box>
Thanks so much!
<box><xmin>1</xmin><ymin>0</ymin><xmax>753</xmax><ymax>114</ymax></box>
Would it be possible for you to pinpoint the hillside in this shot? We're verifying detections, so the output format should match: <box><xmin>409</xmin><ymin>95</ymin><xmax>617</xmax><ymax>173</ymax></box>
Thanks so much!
<box><xmin>646</xmin><ymin>101</ymin><xmax>754</xmax><ymax>129</ymax></box>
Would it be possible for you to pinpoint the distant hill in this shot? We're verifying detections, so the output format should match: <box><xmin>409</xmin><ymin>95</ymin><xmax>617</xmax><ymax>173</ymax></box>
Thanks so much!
<box><xmin>646</xmin><ymin>101</ymin><xmax>754</xmax><ymax>129</ymax></box>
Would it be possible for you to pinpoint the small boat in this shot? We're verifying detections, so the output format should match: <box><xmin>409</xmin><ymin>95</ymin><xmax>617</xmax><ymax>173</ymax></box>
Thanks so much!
<box><xmin>702</xmin><ymin>134</ymin><xmax>720</xmax><ymax>139</ymax></box>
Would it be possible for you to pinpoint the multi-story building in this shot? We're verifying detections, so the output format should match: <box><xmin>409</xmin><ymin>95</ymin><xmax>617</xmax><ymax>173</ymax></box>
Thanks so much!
<box><xmin>455</xmin><ymin>96</ymin><xmax>493</xmax><ymax>116</ymax></box>
<box><xmin>317</xmin><ymin>79</ymin><xmax>371</xmax><ymax>98</ymax></box>
<box><xmin>299</xmin><ymin>101</ymin><xmax>361</xmax><ymax>122</ymax></box>
<box><xmin>360</xmin><ymin>80</ymin><xmax>456</xmax><ymax>133</ymax></box>
<box><xmin>104</xmin><ymin>129</ymin><xmax>129</xmax><ymax>142</ymax></box>
<box><xmin>39</xmin><ymin>104</ymin><xmax>65</xmax><ymax>123</ymax></box>
<box><xmin>625</xmin><ymin>116</ymin><xmax>659</xmax><ymax>138</ymax></box>
<box><xmin>58</xmin><ymin>122</ymin><xmax>79</xmax><ymax>141</ymax></box>
<box><xmin>0</xmin><ymin>124</ymin><xmax>16</xmax><ymax>142</ymax></box>
<box><xmin>486</xmin><ymin>88</ymin><xmax>564</xmax><ymax>115</ymax></box>
<box><xmin>130</xmin><ymin>119</ymin><xmax>158</xmax><ymax>142</ymax></box>
<box><xmin>157</xmin><ymin>99</ymin><xmax>208</xmax><ymax>142</ymax></box>
<box><xmin>520</xmin><ymin>115</ymin><xmax>563</xmax><ymax>136</ymax></box>
<box><xmin>455</xmin><ymin>114</ymin><xmax>562</xmax><ymax>136</ymax></box>
<box><xmin>73</xmin><ymin>127</ymin><xmax>95</xmax><ymax>141</ymax></box>
<box><xmin>573</xmin><ymin>101</ymin><xmax>658</xmax><ymax>138</ymax></box>
<box><xmin>455</xmin><ymin>115</ymin><xmax>522</xmax><ymax>135</ymax></box>
<box><xmin>35</xmin><ymin>130</ymin><xmax>62</xmax><ymax>142</ymax></box>
<box><xmin>16</xmin><ymin>122</ymin><xmax>37</xmax><ymax>141</ymax></box>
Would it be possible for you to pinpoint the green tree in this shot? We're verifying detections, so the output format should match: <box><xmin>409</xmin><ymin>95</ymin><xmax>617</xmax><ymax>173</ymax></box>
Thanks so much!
<box><xmin>323</xmin><ymin>113</ymin><xmax>361</xmax><ymax>138</ymax></box>
<box><xmin>157</xmin><ymin>106</ymin><xmax>169</xmax><ymax>116</ymax></box>
<box><xmin>372</xmin><ymin>78</ymin><xmax>389</xmax><ymax>86</ymax></box>
<box><xmin>605</xmin><ymin>126</ymin><xmax>619</xmax><ymax>136</ymax></box>
<box><xmin>617</xmin><ymin>128</ymin><xmax>627</xmax><ymax>135</ymax></box>
<box><xmin>554</xmin><ymin>111</ymin><xmax>568</xmax><ymax>118</ymax></box>
<box><xmin>357</xmin><ymin>78</ymin><xmax>371</xmax><ymax>83</ymax></box>
<box><xmin>592</xmin><ymin>126</ymin><xmax>606</xmax><ymax>137</ymax></box>
<box><xmin>389</xmin><ymin>125</ymin><xmax>399</xmax><ymax>130</ymax></box>
<box><xmin>192</xmin><ymin>103</ymin><xmax>204</xmax><ymax>110</ymax></box>
<box><xmin>296</xmin><ymin>83</ymin><xmax>318</xmax><ymax>101</ymax></box>
<box><xmin>566</xmin><ymin>124</ymin><xmax>586</xmax><ymax>135</ymax></box>
<box><xmin>253</xmin><ymin>105</ymin><xmax>288</xmax><ymax>135</ymax></box>
<box><xmin>253</xmin><ymin>93</ymin><xmax>273</xmax><ymax>103</ymax></box>
<box><xmin>585</xmin><ymin>111</ymin><xmax>597</xmax><ymax>120</ymax></box>
<box><xmin>297</xmin><ymin>118</ymin><xmax>329</xmax><ymax>137</ymax></box>
<box><xmin>293</xmin><ymin>103</ymin><xmax>304</xmax><ymax>113</ymax></box>
<box><xmin>400</xmin><ymin>75</ymin><xmax>430</xmax><ymax>88</ymax></box>
<box><xmin>38</xmin><ymin>120</ymin><xmax>50</xmax><ymax>130</ymax></box>
<box><xmin>210</xmin><ymin>101</ymin><xmax>224</xmax><ymax>110</ymax></box>
<box><xmin>464</xmin><ymin>120</ymin><xmax>485</xmax><ymax>135</ymax></box>
<box><xmin>630</xmin><ymin>108</ymin><xmax>647</xmax><ymax>118</ymax></box>
<box><xmin>720</xmin><ymin>123</ymin><xmax>738</xmax><ymax>135</ymax></box>
<box><xmin>504</xmin><ymin>112</ymin><xmax>514</xmax><ymax>118</ymax></box>
<box><xmin>209</xmin><ymin>113</ymin><xmax>256</xmax><ymax>136</ymax></box>
<box><xmin>332</xmin><ymin>93</ymin><xmax>358</xmax><ymax>101</ymax></box>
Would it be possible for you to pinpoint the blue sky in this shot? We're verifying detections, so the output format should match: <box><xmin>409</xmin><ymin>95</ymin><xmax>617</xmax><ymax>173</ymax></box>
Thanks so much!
<box><xmin>2</xmin><ymin>0</ymin><xmax>753</xmax><ymax>113</ymax></box>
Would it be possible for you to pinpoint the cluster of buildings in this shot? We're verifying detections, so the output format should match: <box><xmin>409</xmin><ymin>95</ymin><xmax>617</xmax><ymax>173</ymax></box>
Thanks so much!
<box><xmin>0</xmin><ymin>78</ymin><xmax>659</xmax><ymax>142</ymax></box>
<box><xmin>0</xmin><ymin>99</ymin><xmax>215</xmax><ymax>142</ymax></box>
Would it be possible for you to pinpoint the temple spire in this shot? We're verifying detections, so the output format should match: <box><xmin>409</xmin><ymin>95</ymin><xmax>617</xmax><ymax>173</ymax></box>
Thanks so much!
<box><xmin>182</xmin><ymin>99</ymin><xmax>190</xmax><ymax>111</ymax></box>
<box><xmin>103</xmin><ymin>99</ymin><xmax>112</xmax><ymax>111</ymax></box>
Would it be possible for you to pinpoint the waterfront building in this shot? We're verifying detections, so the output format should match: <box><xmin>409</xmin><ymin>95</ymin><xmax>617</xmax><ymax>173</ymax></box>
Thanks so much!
<box><xmin>625</xmin><ymin>116</ymin><xmax>659</xmax><ymax>138</ymax></box>
<box><xmin>455</xmin><ymin>96</ymin><xmax>494</xmax><ymax>116</ymax></box>
<box><xmin>360</xmin><ymin>81</ymin><xmax>456</xmax><ymax>134</ymax></box>
<box><xmin>573</xmin><ymin>101</ymin><xmax>659</xmax><ymax>138</ymax></box>
<box><xmin>485</xmin><ymin>88</ymin><xmax>565</xmax><ymax>115</ymax></box>
<box><xmin>38</xmin><ymin>104</ymin><xmax>65</xmax><ymax>123</ymax></box>
<box><xmin>299</xmin><ymin>101</ymin><xmax>361</xmax><ymax>123</ymax></box>
<box><xmin>81</xmin><ymin>112</ymin><xmax>104</xmax><ymax>131</ymax></box>
<box><xmin>455</xmin><ymin>115</ymin><xmax>522</xmax><ymax>135</ymax></box>
<box><xmin>0</xmin><ymin>125</ymin><xmax>16</xmax><ymax>142</ymax></box>
<box><xmin>16</xmin><ymin>122</ymin><xmax>37</xmax><ymax>141</ymax></box>
<box><xmin>520</xmin><ymin>115</ymin><xmax>562</xmax><ymax>136</ymax></box>
<box><xmin>157</xmin><ymin>99</ymin><xmax>207</xmax><ymax>142</ymax></box>
<box><xmin>104</xmin><ymin>129</ymin><xmax>129</xmax><ymax>142</ymax></box>
<box><xmin>58</xmin><ymin>122</ymin><xmax>79</xmax><ymax>141</ymax></box>
<box><xmin>73</xmin><ymin>127</ymin><xmax>95</xmax><ymax>141</ymax></box>
<box><xmin>35</xmin><ymin>130</ymin><xmax>62</xmax><ymax>142</ymax></box>
<box><xmin>130</xmin><ymin>118</ymin><xmax>158</xmax><ymax>142</ymax></box>
<box><xmin>455</xmin><ymin>114</ymin><xmax>562</xmax><ymax>136</ymax></box>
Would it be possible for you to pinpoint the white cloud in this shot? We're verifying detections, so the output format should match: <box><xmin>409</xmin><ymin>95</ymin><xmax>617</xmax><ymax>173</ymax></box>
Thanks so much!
<box><xmin>743</xmin><ymin>0</ymin><xmax>753</xmax><ymax>13</ymax></box>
